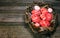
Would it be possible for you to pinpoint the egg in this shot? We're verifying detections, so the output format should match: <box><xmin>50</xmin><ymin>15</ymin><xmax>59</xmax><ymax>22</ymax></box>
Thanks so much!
<box><xmin>31</xmin><ymin>10</ymin><xmax>41</xmax><ymax>15</ymax></box>
<box><xmin>46</xmin><ymin>13</ymin><xmax>53</xmax><ymax>21</ymax></box>
<box><xmin>40</xmin><ymin>14</ymin><xmax>46</xmax><ymax>20</ymax></box>
<box><xmin>31</xmin><ymin>14</ymin><xmax>40</xmax><ymax>23</ymax></box>
<box><xmin>48</xmin><ymin>8</ymin><xmax>53</xmax><ymax>13</ymax></box>
<box><xmin>40</xmin><ymin>20</ymin><xmax>50</xmax><ymax>27</ymax></box>
<box><xmin>41</xmin><ymin>8</ymin><xmax>48</xmax><ymax>14</ymax></box>
<box><xmin>34</xmin><ymin>23</ymin><xmax>40</xmax><ymax>28</ymax></box>
<box><xmin>34</xmin><ymin>5</ymin><xmax>40</xmax><ymax>11</ymax></box>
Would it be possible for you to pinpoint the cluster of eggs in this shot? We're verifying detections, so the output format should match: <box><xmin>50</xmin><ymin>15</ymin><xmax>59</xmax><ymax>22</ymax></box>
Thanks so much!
<box><xmin>31</xmin><ymin>5</ymin><xmax>53</xmax><ymax>28</ymax></box>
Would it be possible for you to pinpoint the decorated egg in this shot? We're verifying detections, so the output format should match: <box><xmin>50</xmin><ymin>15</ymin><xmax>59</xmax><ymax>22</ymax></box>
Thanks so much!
<box><xmin>46</xmin><ymin>13</ymin><xmax>53</xmax><ymax>21</ymax></box>
<box><xmin>48</xmin><ymin>8</ymin><xmax>53</xmax><ymax>13</ymax></box>
<box><xmin>31</xmin><ymin>10</ymin><xmax>41</xmax><ymax>15</ymax></box>
<box><xmin>41</xmin><ymin>8</ymin><xmax>48</xmax><ymax>14</ymax></box>
<box><xmin>34</xmin><ymin>5</ymin><xmax>40</xmax><ymax>11</ymax></box>
<box><xmin>40</xmin><ymin>14</ymin><xmax>46</xmax><ymax>20</ymax></box>
<box><xmin>31</xmin><ymin>14</ymin><xmax>40</xmax><ymax>23</ymax></box>
<box><xmin>40</xmin><ymin>20</ymin><xmax>50</xmax><ymax>27</ymax></box>
<box><xmin>34</xmin><ymin>23</ymin><xmax>40</xmax><ymax>28</ymax></box>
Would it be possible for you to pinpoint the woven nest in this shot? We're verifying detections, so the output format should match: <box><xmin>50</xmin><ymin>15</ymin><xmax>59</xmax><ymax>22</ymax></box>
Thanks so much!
<box><xmin>25</xmin><ymin>2</ymin><xmax>57</xmax><ymax>33</ymax></box>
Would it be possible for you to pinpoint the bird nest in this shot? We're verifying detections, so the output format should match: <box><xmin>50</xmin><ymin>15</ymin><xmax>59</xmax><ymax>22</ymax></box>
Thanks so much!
<box><xmin>25</xmin><ymin>2</ymin><xmax>57</xmax><ymax>33</ymax></box>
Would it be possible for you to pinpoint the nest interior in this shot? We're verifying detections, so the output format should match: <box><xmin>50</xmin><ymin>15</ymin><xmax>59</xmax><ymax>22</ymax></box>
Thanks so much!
<box><xmin>25</xmin><ymin>2</ymin><xmax>57</xmax><ymax>33</ymax></box>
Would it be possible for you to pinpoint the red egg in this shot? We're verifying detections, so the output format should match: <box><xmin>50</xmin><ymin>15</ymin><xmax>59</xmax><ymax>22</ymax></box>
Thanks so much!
<box><xmin>31</xmin><ymin>10</ymin><xmax>41</xmax><ymax>15</ymax></box>
<box><xmin>46</xmin><ymin>13</ymin><xmax>53</xmax><ymax>21</ymax></box>
<box><xmin>41</xmin><ymin>8</ymin><xmax>48</xmax><ymax>14</ymax></box>
<box><xmin>40</xmin><ymin>20</ymin><xmax>50</xmax><ymax>27</ymax></box>
<box><xmin>40</xmin><ymin>14</ymin><xmax>46</xmax><ymax>20</ymax></box>
<box><xmin>31</xmin><ymin>14</ymin><xmax>40</xmax><ymax>23</ymax></box>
